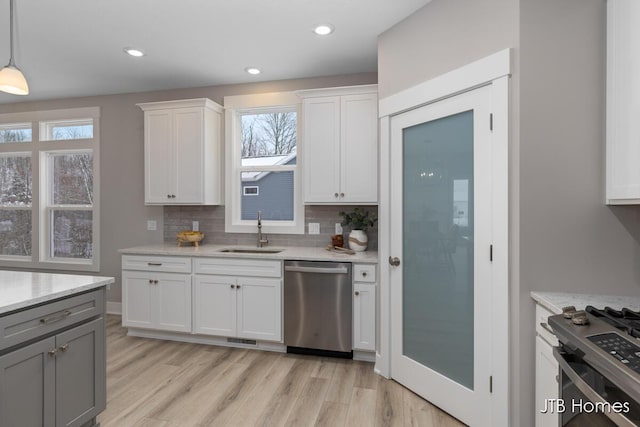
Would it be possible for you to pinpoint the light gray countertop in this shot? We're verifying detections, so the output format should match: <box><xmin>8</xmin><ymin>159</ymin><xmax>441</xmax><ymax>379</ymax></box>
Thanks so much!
<box><xmin>119</xmin><ymin>243</ymin><xmax>379</xmax><ymax>264</ymax></box>
<box><xmin>531</xmin><ymin>291</ymin><xmax>640</xmax><ymax>314</ymax></box>
<box><xmin>0</xmin><ymin>270</ymin><xmax>114</xmax><ymax>315</ymax></box>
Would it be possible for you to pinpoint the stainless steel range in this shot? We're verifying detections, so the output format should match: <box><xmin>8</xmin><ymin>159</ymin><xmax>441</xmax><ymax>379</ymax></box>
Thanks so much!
<box><xmin>549</xmin><ymin>306</ymin><xmax>640</xmax><ymax>426</ymax></box>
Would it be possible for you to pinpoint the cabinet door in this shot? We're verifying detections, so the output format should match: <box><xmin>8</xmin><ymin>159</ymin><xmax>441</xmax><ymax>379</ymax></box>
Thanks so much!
<box><xmin>535</xmin><ymin>335</ymin><xmax>559</xmax><ymax>427</ymax></box>
<box><xmin>303</xmin><ymin>97</ymin><xmax>342</xmax><ymax>203</ymax></box>
<box><xmin>144</xmin><ymin>109</ymin><xmax>174</xmax><ymax>204</ymax></box>
<box><xmin>122</xmin><ymin>271</ymin><xmax>154</xmax><ymax>329</ymax></box>
<box><xmin>156</xmin><ymin>273</ymin><xmax>192</xmax><ymax>332</ymax></box>
<box><xmin>341</xmin><ymin>93</ymin><xmax>378</xmax><ymax>203</ymax></box>
<box><xmin>193</xmin><ymin>275</ymin><xmax>236</xmax><ymax>337</ymax></box>
<box><xmin>55</xmin><ymin>318</ymin><xmax>106</xmax><ymax>427</ymax></box>
<box><xmin>0</xmin><ymin>337</ymin><xmax>56</xmax><ymax>427</ymax></box>
<box><xmin>353</xmin><ymin>283</ymin><xmax>376</xmax><ymax>351</ymax></box>
<box><xmin>237</xmin><ymin>277</ymin><xmax>282</xmax><ymax>342</ymax></box>
<box><xmin>173</xmin><ymin>107</ymin><xmax>205</xmax><ymax>203</ymax></box>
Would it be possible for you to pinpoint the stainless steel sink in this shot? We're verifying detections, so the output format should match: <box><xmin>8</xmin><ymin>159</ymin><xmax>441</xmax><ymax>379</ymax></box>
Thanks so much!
<box><xmin>219</xmin><ymin>248</ymin><xmax>283</xmax><ymax>254</ymax></box>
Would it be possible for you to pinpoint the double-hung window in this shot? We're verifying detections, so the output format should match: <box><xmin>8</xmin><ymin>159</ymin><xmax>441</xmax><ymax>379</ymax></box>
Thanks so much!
<box><xmin>0</xmin><ymin>108</ymin><xmax>100</xmax><ymax>271</ymax></box>
<box><xmin>224</xmin><ymin>92</ymin><xmax>303</xmax><ymax>234</ymax></box>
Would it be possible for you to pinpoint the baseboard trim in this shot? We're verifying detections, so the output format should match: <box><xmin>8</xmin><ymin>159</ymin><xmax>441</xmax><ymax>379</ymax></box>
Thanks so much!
<box><xmin>126</xmin><ymin>327</ymin><xmax>287</xmax><ymax>353</ymax></box>
<box><xmin>353</xmin><ymin>350</ymin><xmax>376</xmax><ymax>362</ymax></box>
<box><xmin>106</xmin><ymin>301</ymin><xmax>122</xmax><ymax>315</ymax></box>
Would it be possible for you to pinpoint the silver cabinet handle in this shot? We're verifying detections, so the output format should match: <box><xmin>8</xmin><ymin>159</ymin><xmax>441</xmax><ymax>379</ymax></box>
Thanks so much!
<box><xmin>147</xmin><ymin>262</ymin><xmax>162</xmax><ymax>266</ymax></box>
<box><xmin>334</xmin><ymin>193</ymin><xmax>339</xmax><ymax>198</ymax></box>
<box><xmin>48</xmin><ymin>348</ymin><xmax>57</xmax><ymax>357</ymax></box>
<box><xmin>236</xmin><ymin>285</ymin><xmax>241</xmax><ymax>289</ymax></box>
<box><xmin>230</xmin><ymin>284</ymin><xmax>235</xmax><ymax>289</ymax></box>
<box><xmin>60</xmin><ymin>344</ymin><xmax>69</xmax><ymax>352</ymax></box>
<box><xmin>340</xmin><ymin>193</ymin><xmax>344</xmax><ymax>198</ymax></box>
<box><xmin>40</xmin><ymin>310</ymin><xmax>71</xmax><ymax>325</ymax></box>
<box><xmin>285</xmin><ymin>266</ymin><xmax>349</xmax><ymax>274</ymax></box>
<box><xmin>148</xmin><ymin>279</ymin><xmax>153</xmax><ymax>284</ymax></box>
<box><xmin>389</xmin><ymin>256</ymin><xmax>401</xmax><ymax>266</ymax></box>
<box><xmin>362</xmin><ymin>272</ymin><xmax>367</xmax><ymax>277</ymax></box>
<box><xmin>355</xmin><ymin>291</ymin><xmax>360</xmax><ymax>296</ymax></box>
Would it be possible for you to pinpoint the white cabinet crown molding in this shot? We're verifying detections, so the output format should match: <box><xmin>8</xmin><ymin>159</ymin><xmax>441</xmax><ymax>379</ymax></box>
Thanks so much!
<box><xmin>296</xmin><ymin>84</ymin><xmax>378</xmax><ymax>98</ymax></box>
<box><xmin>137</xmin><ymin>98</ymin><xmax>224</xmax><ymax>113</ymax></box>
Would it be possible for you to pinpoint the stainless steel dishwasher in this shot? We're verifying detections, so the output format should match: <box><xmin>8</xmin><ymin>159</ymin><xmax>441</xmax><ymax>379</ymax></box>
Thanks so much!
<box><xmin>284</xmin><ymin>260</ymin><xmax>352</xmax><ymax>357</ymax></box>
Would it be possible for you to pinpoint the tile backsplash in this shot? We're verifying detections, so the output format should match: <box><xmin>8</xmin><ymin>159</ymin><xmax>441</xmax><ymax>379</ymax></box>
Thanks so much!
<box><xmin>164</xmin><ymin>205</ymin><xmax>378</xmax><ymax>251</ymax></box>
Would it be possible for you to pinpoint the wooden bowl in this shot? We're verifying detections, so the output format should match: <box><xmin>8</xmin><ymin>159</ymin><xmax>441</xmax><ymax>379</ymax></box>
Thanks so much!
<box><xmin>177</xmin><ymin>231</ymin><xmax>204</xmax><ymax>247</ymax></box>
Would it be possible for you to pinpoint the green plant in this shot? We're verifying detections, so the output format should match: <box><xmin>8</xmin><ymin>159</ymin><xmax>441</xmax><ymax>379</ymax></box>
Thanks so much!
<box><xmin>338</xmin><ymin>208</ymin><xmax>377</xmax><ymax>232</ymax></box>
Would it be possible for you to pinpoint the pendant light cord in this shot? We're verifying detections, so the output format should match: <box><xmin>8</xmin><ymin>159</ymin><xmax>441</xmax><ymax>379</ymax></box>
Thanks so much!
<box><xmin>8</xmin><ymin>0</ymin><xmax>15</xmax><ymax>66</ymax></box>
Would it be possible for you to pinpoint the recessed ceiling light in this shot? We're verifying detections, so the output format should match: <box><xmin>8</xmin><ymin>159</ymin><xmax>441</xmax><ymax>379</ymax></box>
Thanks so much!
<box><xmin>124</xmin><ymin>48</ymin><xmax>145</xmax><ymax>57</ymax></box>
<box><xmin>313</xmin><ymin>24</ymin><xmax>334</xmax><ymax>36</ymax></box>
<box><xmin>245</xmin><ymin>67</ymin><xmax>261</xmax><ymax>75</ymax></box>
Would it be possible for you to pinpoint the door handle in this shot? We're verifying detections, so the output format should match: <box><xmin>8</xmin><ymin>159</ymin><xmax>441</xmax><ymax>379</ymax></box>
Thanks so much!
<box><xmin>389</xmin><ymin>256</ymin><xmax>401</xmax><ymax>267</ymax></box>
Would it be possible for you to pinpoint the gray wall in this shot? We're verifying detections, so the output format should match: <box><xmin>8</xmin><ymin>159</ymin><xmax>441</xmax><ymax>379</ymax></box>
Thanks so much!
<box><xmin>0</xmin><ymin>72</ymin><xmax>377</xmax><ymax>304</ymax></box>
<box><xmin>379</xmin><ymin>0</ymin><xmax>640</xmax><ymax>425</ymax></box>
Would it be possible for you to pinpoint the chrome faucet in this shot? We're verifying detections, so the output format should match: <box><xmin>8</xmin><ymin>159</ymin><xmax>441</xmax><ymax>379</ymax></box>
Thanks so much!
<box><xmin>257</xmin><ymin>210</ymin><xmax>269</xmax><ymax>248</ymax></box>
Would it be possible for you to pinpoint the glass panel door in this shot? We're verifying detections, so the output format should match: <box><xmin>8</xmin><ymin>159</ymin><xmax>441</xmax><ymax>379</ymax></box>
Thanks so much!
<box><xmin>402</xmin><ymin>110</ymin><xmax>474</xmax><ymax>389</ymax></box>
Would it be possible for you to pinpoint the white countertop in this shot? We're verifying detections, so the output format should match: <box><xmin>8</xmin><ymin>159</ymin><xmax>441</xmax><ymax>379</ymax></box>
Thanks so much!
<box><xmin>0</xmin><ymin>270</ymin><xmax>114</xmax><ymax>315</ymax></box>
<box><xmin>119</xmin><ymin>243</ymin><xmax>379</xmax><ymax>264</ymax></box>
<box><xmin>531</xmin><ymin>291</ymin><xmax>640</xmax><ymax>314</ymax></box>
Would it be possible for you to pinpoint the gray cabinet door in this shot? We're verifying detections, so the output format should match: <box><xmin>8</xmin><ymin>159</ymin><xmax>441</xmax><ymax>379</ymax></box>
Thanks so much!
<box><xmin>55</xmin><ymin>317</ymin><xmax>106</xmax><ymax>427</ymax></box>
<box><xmin>0</xmin><ymin>337</ymin><xmax>56</xmax><ymax>427</ymax></box>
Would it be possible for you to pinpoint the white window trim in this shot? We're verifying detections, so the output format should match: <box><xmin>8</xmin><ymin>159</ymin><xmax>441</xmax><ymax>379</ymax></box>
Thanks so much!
<box><xmin>224</xmin><ymin>92</ymin><xmax>304</xmax><ymax>234</ymax></box>
<box><xmin>243</xmin><ymin>185</ymin><xmax>259</xmax><ymax>196</ymax></box>
<box><xmin>0</xmin><ymin>107</ymin><xmax>100</xmax><ymax>272</ymax></box>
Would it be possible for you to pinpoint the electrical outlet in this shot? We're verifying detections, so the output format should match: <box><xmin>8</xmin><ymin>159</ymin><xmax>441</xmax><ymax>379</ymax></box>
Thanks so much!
<box><xmin>147</xmin><ymin>220</ymin><xmax>157</xmax><ymax>231</ymax></box>
<box><xmin>192</xmin><ymin>221</ymin><xmax>199</xmax><ymax>231</ymax></box>
<box><xmin>308</xmin><ymin>223</ymin><xmax>320</xmax><ymax>235</ymax></box>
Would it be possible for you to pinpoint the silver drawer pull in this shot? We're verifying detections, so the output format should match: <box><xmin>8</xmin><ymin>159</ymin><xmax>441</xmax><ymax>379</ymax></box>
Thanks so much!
<box><xmin>60</xmin><ymin>344</ymin><xmax>69</xmax><ymax>352</ymax></box>
<box><xmin>40</xmin><ymin>310</ymin><xmax>72</xmax><ymax>325</ymax></box>
<box><xmin>147</xmin><ymin>262</ymin><xmax>162</xmax><ymax>266</ymax></box>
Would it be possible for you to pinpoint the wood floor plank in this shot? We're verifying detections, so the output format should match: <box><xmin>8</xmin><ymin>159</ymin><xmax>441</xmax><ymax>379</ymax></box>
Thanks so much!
<box><xmin>222</xmin><ymin>355</ymin><xmax>298</xmax><ymax>427</ymax></box>
<box><xmin>98</xmin><ymin>317</ymin><xmax>465</xmax><ymax>427</ymax></box>
<box><xmin>325</xmin><ymin>359</ymin><xmax>357</xmax><ymax>404</ymax></box>
<box><xmin>354</xmin><ymin>361</ymin><xmax>378</xmax><ymax>390</ymax></box>
<box><xmin>314</xmin><ymin>401</ymin><xmax>349</xmax><ymax>427</ymax></box>
<box><xmin>254</xmin><ymin>357</ymin><xmax>316</xmax><ymax>427</ymax></box>
<box><xmin>374</xmin><ymin>378</ymin><xmax>404</xmax><ymax>427</ymax></box>
<box><xmin>284</xmin><ymin>377</ymin><xmax>330</xmax><ymax>427</ymax></box>
<box><xmin>309</xmin><ymin>357</ymin><xmax>337</xmax><ymax>380</ymax></box>
<box><xmin>345</xmin><ymin>387</ymin><xmax>378</xmax><ymax>427</ymax></box>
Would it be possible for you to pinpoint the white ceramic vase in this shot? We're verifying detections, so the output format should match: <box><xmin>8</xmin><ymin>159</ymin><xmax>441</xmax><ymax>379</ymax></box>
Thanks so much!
<box><xmin>348</xmin><ymin>229</ymin><xmax>368</xmax><ymax>252</ymax></box>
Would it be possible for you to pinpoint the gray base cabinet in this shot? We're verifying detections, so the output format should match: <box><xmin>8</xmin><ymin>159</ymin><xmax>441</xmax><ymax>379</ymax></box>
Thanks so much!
<box><xmin>0</xmin><ymin>289</ymin><xmax>106</xmax><ymax>427</ymax></box>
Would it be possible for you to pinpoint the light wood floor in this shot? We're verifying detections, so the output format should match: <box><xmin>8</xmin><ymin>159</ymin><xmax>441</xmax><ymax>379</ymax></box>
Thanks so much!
<box><xmin>98</xmin><ymin>315</ymin><xmax>465</xmax><ymax>427</ymax></box>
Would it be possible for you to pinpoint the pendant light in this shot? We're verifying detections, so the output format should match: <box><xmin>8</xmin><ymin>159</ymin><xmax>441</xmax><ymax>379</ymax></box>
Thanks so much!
<box><xmin>0</xmin><ymin>0</ymin><xmax>29</xmax><ymax>95</ymax></box>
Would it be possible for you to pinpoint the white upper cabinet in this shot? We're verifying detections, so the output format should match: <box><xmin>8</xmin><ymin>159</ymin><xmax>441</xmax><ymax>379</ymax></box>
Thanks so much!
<box><xmin>299</xmin><ymin>85</ymin><xmax>378</xmax><ymax>204</ymax></box>
<box><xmin>138</xmin><ymin>98</ymin><xmax>223</xmax><ymax>205</ymax></box>
<box><xmin>606</xmin><ymin>0</ymin><xmax>640</xmax><ymax>204</ymax></box>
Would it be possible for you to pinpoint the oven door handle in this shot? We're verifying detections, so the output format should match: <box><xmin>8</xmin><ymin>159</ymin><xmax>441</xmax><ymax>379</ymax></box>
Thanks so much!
<box><xmin>553</xmin><ymin>347</ymin><xmax>637</xmax><ymax>427</ymax></box>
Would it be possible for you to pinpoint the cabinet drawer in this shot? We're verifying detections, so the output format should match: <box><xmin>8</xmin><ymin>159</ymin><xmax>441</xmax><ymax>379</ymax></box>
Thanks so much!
<box><xmin>0</xmin><ymin>289</ymin><xmax>105</xmax><ymax>352</ymax></box>
<box><xmin>194</xmin><ymin>258</ymin><xmax>282</xmax><ymax>278</ymax></box>
<box><xmin>535</xmin><ymin>304</ymin><xmax>558</xmax><ymax>346</ymax></box>
<box><xmin>353</xmin><ymin>264</ymin><xmax>376</xmax><ymax>283</ymax></box>
<box><xmin>122</xmin><ymin>255</ymin><xmax>192</xmax><ymax>273</ymax></box>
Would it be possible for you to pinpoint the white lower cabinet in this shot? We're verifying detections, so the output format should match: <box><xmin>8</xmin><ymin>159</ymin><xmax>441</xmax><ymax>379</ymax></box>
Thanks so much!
<box><xmin>534</xmin><ymin>303</ymin><xmax>559</xmax><ymax>427</ymax></box>
<box><xmin>353</xmin><ymin>264</ymin><xmax>376</xmax><ymax>352</ymax></box>
<box><xmin>122</xmin><ymin>270</ymin><xmax>192</xmax><ymax>333</ymax></box>
<box><xmin>193</xmin><ymin>275</ymin><xmax>282</xmax><ymax>342</ymax></box>
<box><xmin>193</xmin><ymin>257</ymin><xmax>283</xmax><ymax>343</ymax></box>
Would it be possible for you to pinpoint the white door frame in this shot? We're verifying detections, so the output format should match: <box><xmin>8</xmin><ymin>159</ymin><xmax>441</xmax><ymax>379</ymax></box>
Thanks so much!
<box><xmin>376</xmin><ymin>48</ymin><xmax>511</xmax><ymax>426</ymax></box>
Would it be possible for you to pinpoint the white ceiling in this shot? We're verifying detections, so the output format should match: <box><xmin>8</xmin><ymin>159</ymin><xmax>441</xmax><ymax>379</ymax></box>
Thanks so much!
<box><xmin>0</xmin><ymin>0</ymin><xmax>430</xmax><ymax>104</ymax></box>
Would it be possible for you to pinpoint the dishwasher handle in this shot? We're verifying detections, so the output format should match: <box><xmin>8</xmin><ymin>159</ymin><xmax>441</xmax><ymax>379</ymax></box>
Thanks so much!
<box><xmin>285</xmin><ymin>265</ymin><xmax>349</xmax><ymax>274</ymax></box>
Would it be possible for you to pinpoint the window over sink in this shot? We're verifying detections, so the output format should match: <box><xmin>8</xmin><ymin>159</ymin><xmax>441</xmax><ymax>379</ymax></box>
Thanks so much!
<box><xmin>0</xmin><ymin>107</ymin><xmax>100</xmax><ymax>271</ymax></box>
<box><xmin>224</xmin><ymin>92</ymin><xmax>303</xmax><ymax>234</ymax></box>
